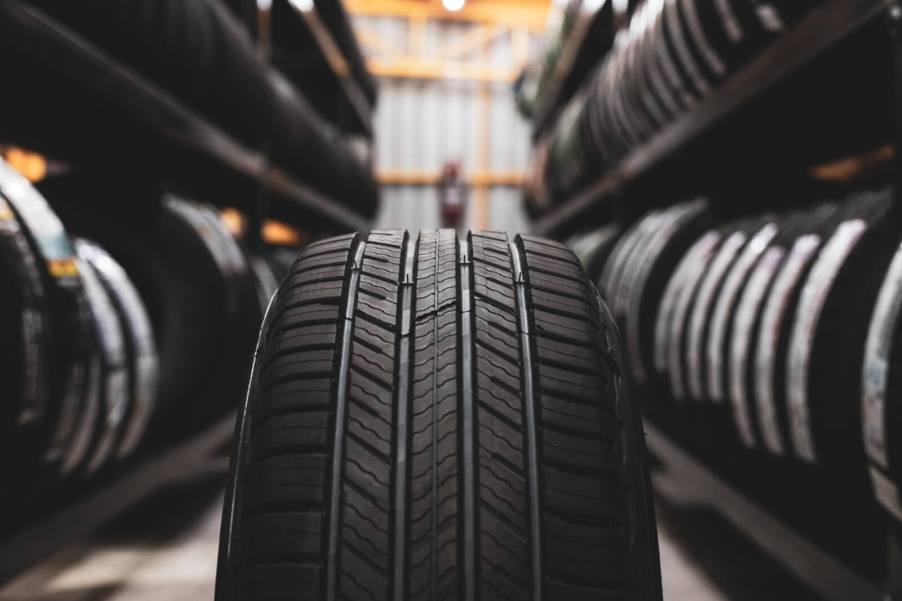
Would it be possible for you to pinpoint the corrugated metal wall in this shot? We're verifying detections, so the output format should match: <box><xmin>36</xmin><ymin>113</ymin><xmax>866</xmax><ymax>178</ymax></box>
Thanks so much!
<box><xmin>354</xmin><ymin>15</ymin><xmax>538</xmax><ymax>233</ymax></box>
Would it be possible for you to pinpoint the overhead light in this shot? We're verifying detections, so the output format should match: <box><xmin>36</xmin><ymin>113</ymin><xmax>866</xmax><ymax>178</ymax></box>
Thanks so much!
<box><xmin>582</xmin><ymin>0</ymin><xmax>606</xmax><ymax>11</ymax></box>
<box><xmin>288</xmin><ymin>0</ymin><xmax>314</xmax><ymax>12</ymax></box>
<box><xmin>442</xmin><ymin>0</ymin><xmax>465</xmax><ymax>12</ymax></box>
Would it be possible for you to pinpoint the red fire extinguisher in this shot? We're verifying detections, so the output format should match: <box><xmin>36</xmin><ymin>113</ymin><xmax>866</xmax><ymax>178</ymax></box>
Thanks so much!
<box><xmin>438</xmin><ymin>161</ymin><xmax>467</xmax><ymax>230</ymax></box>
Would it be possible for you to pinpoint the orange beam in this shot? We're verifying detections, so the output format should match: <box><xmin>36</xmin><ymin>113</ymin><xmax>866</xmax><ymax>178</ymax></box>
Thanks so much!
<box><xmin>346</xmin><ymin>0</ymin><xmax>549</xmax><ymax>30</ymax></box>
<box><xmin>808</xmin><ymin>145</ymin><xmax>893</xmax><ymax>183</ymax></box>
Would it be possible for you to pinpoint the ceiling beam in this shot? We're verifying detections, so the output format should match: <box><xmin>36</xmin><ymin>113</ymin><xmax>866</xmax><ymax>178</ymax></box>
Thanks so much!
<box><xmin>346</xmin><ymin>0</ymin><xmax>549</xmax><ymax>30</ymax></box>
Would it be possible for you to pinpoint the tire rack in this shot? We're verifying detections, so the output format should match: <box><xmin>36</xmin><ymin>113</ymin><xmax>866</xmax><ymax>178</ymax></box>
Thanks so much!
<box><xmin>0</xmin><ymin>0</ymin><xmax>372</xmax><ymax>236</ymax></box>
<box><xmin>0</xmin><ymin>0</ymin><xmax>376</xmax><ymax>586</ymax></box>
<box><xmin>530</xmin><ymin>0</ymin><xmax>902</xmax><ymax>597</ymax></box>
<box><xmin>533</xmin><ymin>0</ymin><xmax>896</xmax><ymax>238</ymax></box>
<box><xmin>264</xmin><ymin>0</ymin><xmax>374</xmax><ymax>138</ymax></box>
<box><xmin>530</xmin><ymin>0</ymin><xmax>616</xmax><ymax>141</ymax></box>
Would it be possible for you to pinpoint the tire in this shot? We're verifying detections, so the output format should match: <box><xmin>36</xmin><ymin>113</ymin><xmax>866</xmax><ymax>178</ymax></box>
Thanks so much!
<box><xmin>704</xmin><ymin>217</ymin><xmax>780</xmax><ymax>404</ymax></box>
<box><xmin>27</xmin><ymin>0</ymin><xmax>379</xmax><ymax>217</ymax></box>
<box><xmin>681</xmin><ymin>223</ymin><xmax>749</xmax><ymax>401</ymax></box>
<box><xmin>727</xmin><ymin>213</ymin><xmax>805</xmax><ymax>449</ymax></box>
<box><xmin>751</xmin><ymin>209</ymin><xmax>833</xmax><ymax>457</ymax></box>
<box><xmin>622</xmin><ymin>200</ymin><xmax>710</xmax><ymax>386</ymax></box>
<box><xmin>0</xmin><ymin>193</ymin><xmax>51</xmax><ymax>477</ymax></box>
<box><xmin>0</xmin><ymin>160</ymin><xmax>97</xmax><ymax>476</ymax></box>
<box><xmin>567</xmin><ymin>223</ymin><xmax>621</xmax><ymax>283</ymax></box>
<box><xmin>217</xmin><ymin>230</ymin><xmax>662</xmax><ymax>601</ymax></box>
<box><xmin>863</xmin><ymin>223</ymin><xmax>902</xmax><ymax>521</ymax></box>
<box><xmin>73</xmin><ymin>239</ymin><xmax>130</xmax><ymax>475</ymax></box>
<box><xmin>657</xmin><ymin>225</ymin><xmax>723</xmax><ymax>401</ymax></box>
<box><xmin>76</xmin><ymin>239</ymin><xmax>159</xmax><ymax>461</ymax></box>
<box><xmin>48</xmin><ymin>192</ymin><xmax>262</xmax><ymax>427</ymax></box>
<box><xmin>786</xmin><ymin>189</ymin><xmax>896</xmax><ymax>468</ymax></box>
<box><xmin>248</xmin><ymin>254</ymin><xmax>282</xmax><ymax>314</ymax></box>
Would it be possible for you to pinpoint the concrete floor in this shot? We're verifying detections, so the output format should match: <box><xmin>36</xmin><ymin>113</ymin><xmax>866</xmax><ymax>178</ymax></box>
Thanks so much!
<box><xmin>0</xmin><ymin>474</ymin><xmax>822</xmax><ymax>601</ymax></box>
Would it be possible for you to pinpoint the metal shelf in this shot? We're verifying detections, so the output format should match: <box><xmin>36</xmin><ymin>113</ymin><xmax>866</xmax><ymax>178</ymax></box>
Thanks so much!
<box><xmin>533</xmin><ymin>0</ymin><xmax>894</xmax><ymax>237</ymax></box>
<box><xmin>273</xmin><ymin>0</ymin><xmax>374</xmax><ymax>137</ymax></box>
<box><xmin>0</xmin><ymin>0</ymin><xmax>371</xmax><ymax>234</ymax></box>
<box><xmin>0</xmin><ymin>414</ymin><xmax>235</xmax><ymax>587</ymax></box>
<box><xmin>647</xmin><ymin>423</ymin><xmax>887</xmax><ymax>601</ymax></box>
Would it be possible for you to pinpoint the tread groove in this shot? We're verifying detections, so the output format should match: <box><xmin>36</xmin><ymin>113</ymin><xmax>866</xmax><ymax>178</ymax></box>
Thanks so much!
<box><xmin>326</xmin><ymin>237</ymin><xmax>366</xmax><ymax>601</ymax></box>
<box><xmin>459</xmin><ymin>238</ymin><xmax>477</xmax><ymax>601</ymax></box>
<box><xmin>393</xmin><ymin>235</ymin><xmax>415</xmax><ymax>601</ymax></box>
<box><xmin>430</xmin><ymin>234</ymin><xmax>440</xmax><ymax>601</ymax></box>
<box><xmin>511</xmin><ymin>236</ymin><xmax>544</xmax><ymax>601</ymax></box>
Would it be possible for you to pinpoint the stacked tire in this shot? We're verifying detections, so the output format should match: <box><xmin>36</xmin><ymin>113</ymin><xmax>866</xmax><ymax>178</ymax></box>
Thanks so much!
<box><xmin>0</xmin><ymin>158</ymin><xmax>107</xmax><ymax>482</ymax></box>
<box><xmin>0</xmin><ymin>157</ymin><xmax>282</xmax><ymax>501</ymax></box>
<box><xmin>23</xmin><ymin>0</ymin><xmax>379</xmax><ymax>218</ymax></box>
<box><xmin>47</xmin><ymin>188</ymin><xmax>268</xmax><ymax>430</ymax></box>
<box><xmin>539</xmin><ymin>0</ymin><xmax>820</xmax><ymax>204</ymax></box>
<box><xmin>583</xmin><ymin>186</ymin><xmax>902</xmax><ymax>550</ymax></box>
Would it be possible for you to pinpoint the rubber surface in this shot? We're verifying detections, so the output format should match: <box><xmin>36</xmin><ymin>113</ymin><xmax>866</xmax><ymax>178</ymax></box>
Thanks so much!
<box><xmin>46</xmin><ymin>192</ymin><xmax>262</xmax><ymax>427</ymax></box>
<box><xmin>217</xmin><ymin>229</ymin><xmax>662</xmax><ymax>601</ymax></box>
<box><xmin>76</xmin><ymin>238</ymin><xmax>159</xmax><ymax>461</ymax></box>
<box><xmin>0</xmin><ymin>159</ymin><xmax>97</xmax><ymax>475</ymax></box>
<box><xmin>0</xmin><ymin>193</ymin><xmax>51</xmax><ymax>476</ymax></box>
<box><xmin>74</xmin><ymin>239</ymin><xmax>130</xmax><ymax>474</ymax></box>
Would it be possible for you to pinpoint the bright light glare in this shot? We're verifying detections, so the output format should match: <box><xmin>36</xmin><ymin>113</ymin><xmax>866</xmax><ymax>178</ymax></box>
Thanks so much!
<box><xmin>442</xmin><ymin>0</ymin><xmax>465</xmax><ymax>12</ymax></box>
<box><xmin>288</xmin><ymin>0</ymin><xmax>314</xmax><ymax>11</ymax></box>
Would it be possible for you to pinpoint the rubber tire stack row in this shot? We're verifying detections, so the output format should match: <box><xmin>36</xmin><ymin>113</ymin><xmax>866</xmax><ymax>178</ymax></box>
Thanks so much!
<box><xmin>217</xmin><ymin>229</ymin><xmax>662</xmax><ymax>601</ymax></box>
<box><xmin>585</xmin><ymin>188</ymin><xmax>902</xmax><ymax>534</ymax></box>
<box><xmin>535</xmin><ymin>0</ymin><xmax>820</xmax><ymax>208</ymax></box>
